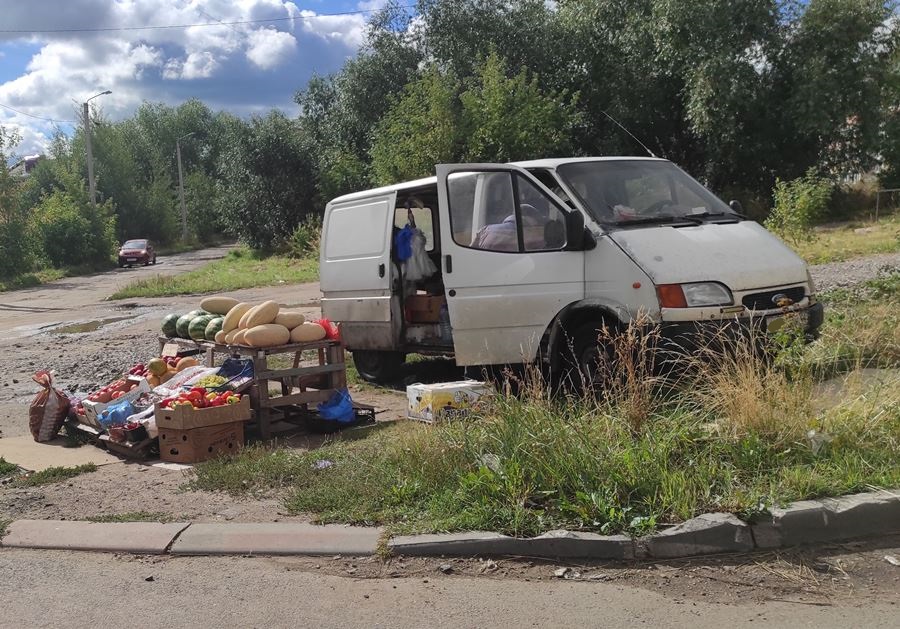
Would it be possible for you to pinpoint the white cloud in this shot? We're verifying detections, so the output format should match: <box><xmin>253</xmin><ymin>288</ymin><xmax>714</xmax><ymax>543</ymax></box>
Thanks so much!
<box><xmin>0</xmin><ymin>0</ymin><xmax>373</xmax><ymax>153</ymax></box>
<box><xmin>246</xmin><ymin>28</ymin><xmax>297</xmax><ymax>70</ymax></box>
<box><xmin>163</xmin><ymin>51</ymin><xmax>220</xmax><ymax>80</ymax></box>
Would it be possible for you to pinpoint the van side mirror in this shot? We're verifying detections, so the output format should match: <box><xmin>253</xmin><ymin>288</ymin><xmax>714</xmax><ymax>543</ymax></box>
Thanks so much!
<box><xmin>729</xmin><ymin>200</ymin><xmax>743</xmax><ymax>214</ymax></box>
<box><xmin>564</xmin><ymin>211</ymin><xmax>586</xmax><ymax>251</ymax></box>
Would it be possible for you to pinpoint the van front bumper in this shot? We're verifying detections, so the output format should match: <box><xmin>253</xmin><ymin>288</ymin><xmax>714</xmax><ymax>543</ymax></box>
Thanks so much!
<box><xmin>655</xmin><ymin>302</ymin><xmax>824</xmax><ymax>355</ymax></box>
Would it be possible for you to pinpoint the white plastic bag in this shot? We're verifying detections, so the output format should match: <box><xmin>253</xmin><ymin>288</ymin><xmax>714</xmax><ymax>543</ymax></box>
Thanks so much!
<box><xmin>403</xmin><ymin>229</ymin><xmax>437</xmax><ymax>281</ymax></box>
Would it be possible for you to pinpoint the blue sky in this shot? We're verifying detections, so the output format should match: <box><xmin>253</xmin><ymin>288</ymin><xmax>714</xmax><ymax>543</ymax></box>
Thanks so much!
<box><xmin>0</xmin><ymin>0</ymin><xmax>394</xmax><ymax>156</ymax></box>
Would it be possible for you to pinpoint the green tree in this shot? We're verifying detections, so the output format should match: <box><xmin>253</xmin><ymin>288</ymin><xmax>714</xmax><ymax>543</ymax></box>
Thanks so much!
<box><xmin>216</xmin><ymin>111</ymin><xmax>317</xmax><ymax>250</ymax></box>
<box><xmin>460</xmin><ymin>52</ymin><xmax>580</xmax><ymax>162</ymax></box>
<box><xmin>0</xmin><ymin>127</ymin><xmax>34</xmax><ymax>277</ymax></box>
<box><xmin>33</xmin><ymin>171</ymin><xmax>117</xmax><ymax>268</ymax></box>
<box><xmin>370</xmin><ymin>66</ymin><xmax>462</xmax><ymax>184</ymax></box>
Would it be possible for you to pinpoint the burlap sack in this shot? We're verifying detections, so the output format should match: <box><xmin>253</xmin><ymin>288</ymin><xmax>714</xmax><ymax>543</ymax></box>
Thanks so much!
<box><xmin>29</xmin><ymin>370</ymin><xmax>70</xmax><ymax>442</ymax></box>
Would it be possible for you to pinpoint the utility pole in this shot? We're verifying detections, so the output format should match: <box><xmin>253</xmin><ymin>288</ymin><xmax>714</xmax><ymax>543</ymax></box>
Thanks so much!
<box><xmin>83</xmin><ymin>90</ymin><xmax>112</xmax><ymax>207</ymax></box>
<box><xmin>176</xmin><ymin>132</ymin><xmax>195</xmax><ymax>242</ymax></box>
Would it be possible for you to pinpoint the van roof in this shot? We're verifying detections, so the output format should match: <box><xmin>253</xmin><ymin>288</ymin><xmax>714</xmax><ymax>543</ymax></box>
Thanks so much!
<box><xmin>328</xmin><ymin>156</ymin><xmax>667</xmax><ymax>204</ymax></box>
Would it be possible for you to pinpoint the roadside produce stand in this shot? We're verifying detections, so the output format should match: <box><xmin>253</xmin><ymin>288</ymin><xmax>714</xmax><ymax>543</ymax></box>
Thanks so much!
<box><xmin>36</xmin><ymin>297</ymin><xmax>359</xmax><ymax>464</ymax></box>
<box><xmin>157</xmin><ymin>335</ymin><xmax>347</xmax><ymax>440</ymax></box>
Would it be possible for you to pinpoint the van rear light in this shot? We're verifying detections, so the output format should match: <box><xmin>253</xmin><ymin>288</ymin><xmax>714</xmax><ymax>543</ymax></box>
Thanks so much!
<box><xmin>656</xmin><ymin>284</ymin><xmax>688</xmax><ymax>308</ymax></box>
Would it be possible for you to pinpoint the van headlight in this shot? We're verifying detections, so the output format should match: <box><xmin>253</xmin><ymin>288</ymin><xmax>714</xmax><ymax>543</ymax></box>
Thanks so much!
<box><xmin>657</xmin><ymin>282</ymin><xmax>733</xmax><ymax>308</ymax></box>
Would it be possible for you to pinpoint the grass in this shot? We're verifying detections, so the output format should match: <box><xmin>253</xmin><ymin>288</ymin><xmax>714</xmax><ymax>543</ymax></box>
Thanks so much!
<box><xmin>0</xmin><ymin>261</ymin><xmax>114</xmax><ymax>292</ymax></box>
<box><xmin>0</xmin><ymin>519</ymin><xmax>9</xmax><ymax>539</ymax></box>
<box><xmin>791</xmin><ymin>214</ymin><xmax>899</xmax><ymax>264</ymax></box>
<box><xmin>109</xmin><ymin>248</ymin><xmax>319</xmax><ymax>299</ymax></box>
<box><xmin>0</xmin><ymin>457</ymin><xmax>18</xmax><ymax>478</ymax></box>
<box><xmin>85</xmin><ymin>512</ymin><xmax>175</xmax><ymax>523</ymax></box>
<box><xmin>11</xmin><ymin>463</ymin><xmax>97</xmax><ymax>488</ymax></box>
<box><xmin>189</xmin><ymin>275</ymin><xmax>900</xmax><ymax>536</ymax></box>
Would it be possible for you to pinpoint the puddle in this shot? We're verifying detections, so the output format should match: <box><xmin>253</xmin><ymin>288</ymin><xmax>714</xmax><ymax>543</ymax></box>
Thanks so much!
<box><xmin>51</xmin><ymin>316</ymin><xmax>135</xmax><ymax>334</ymax></box>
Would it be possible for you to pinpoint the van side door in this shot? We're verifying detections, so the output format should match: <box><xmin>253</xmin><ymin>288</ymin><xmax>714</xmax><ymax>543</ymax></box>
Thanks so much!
<box><xmin>436</xmin><ymin>164</ymin><xmax>585</xmax><ymax>365</ymax></box>
<box><xmin>320</xmin><ymin>192</ymin><xmax>398</xmax><ymax>349</ymax></box>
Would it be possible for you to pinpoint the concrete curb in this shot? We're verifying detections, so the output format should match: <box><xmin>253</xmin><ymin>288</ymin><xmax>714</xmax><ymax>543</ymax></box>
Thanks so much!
<box><xmin>1</xmin><ymin>520</ymin><xmax>190</xmax><ymax>555</ymax></box>
<box><xmin>170</xmin><ymin>522</ymin><xmax>382</xmax><ymax>556</ymax></box>
<box><xmin>389</xmin><ymin>489</ymin><xmax>900</xmax><ymax>561</ymax></box>
<box><xmin>1</xmin><ymin>489</ymin><xmax>897</xmax><ymax>560</ymax></box>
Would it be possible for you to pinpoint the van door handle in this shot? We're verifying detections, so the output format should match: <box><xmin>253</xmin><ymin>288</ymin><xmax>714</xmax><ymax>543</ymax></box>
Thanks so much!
<box><xmin>445</xmin><ymin>255</ymin><xmax>452</xmax><ymax>274</ymax></box>
<box><xmin>378</xmin><ymin>263</ymin><xmax>385</xmax><ymax>278</ymax></box>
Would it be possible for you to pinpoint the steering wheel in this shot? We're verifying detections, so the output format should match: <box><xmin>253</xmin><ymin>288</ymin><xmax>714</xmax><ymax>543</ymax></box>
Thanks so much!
<box><xmin>646</xmin><ymin>199</ymin><xmax>676</xmax><ymax>214</ymax></box>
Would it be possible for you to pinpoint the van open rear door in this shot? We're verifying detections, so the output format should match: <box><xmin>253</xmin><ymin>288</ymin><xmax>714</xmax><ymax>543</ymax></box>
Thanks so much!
<box><xmin>320</xmin><ymin>192</ymin><xmax>398</xmax><ymax>349</ymax></box>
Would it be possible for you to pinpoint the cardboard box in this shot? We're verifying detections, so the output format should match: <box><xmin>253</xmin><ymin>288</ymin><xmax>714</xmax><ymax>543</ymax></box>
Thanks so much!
<box><xmin>405</xmin><ymin>295</ymin><xmax>444</xmax><ymax>323</ymax></box>
<box><xmin>81</xmin><ymin>379</ymin><xmax>152</xmax><ymax>429</ymax></box>
<box><xmin>158</xmin><ymin>421</ymin><xmax>244</xmax><ymax>464</ymax></box>
<box><xmin>407</xmin><ymin>381</ymin><xmax>493</xmax><ymax>423</ymax></box>
<box><xmin>154</xmin><ymin>395</ymin><xmax>251</xmax><ymax>431</ymax></box>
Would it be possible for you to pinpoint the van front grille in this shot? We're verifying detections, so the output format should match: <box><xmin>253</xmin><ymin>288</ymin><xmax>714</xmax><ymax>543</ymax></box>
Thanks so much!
<box><xmin>742</xmin><ymin>286</ymin><xmax>806</xmax><ymax>311</ymax></box>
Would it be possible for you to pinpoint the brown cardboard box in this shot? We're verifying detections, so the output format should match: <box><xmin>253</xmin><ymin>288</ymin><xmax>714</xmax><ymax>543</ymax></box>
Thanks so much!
<box><xmin>158</xmin><ymin>421</ymin><xmax>244</xmax><ymax>464</ymax></box>
<box><xmin>405</xmin><ymin>295</ymin><xmax>444</xmax><ymax>323</ymax></box>
<box><xmin>154</xmin><ymin>396</ymin><xmax>251</xmax><ymax>431</ymax></box>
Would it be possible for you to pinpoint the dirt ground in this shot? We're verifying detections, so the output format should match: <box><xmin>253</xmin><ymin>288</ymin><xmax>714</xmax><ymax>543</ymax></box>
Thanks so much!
<box><xmin>0</xmin><ymin>246</ymin><xmax>409</xmax><ymax>523</ymax></box>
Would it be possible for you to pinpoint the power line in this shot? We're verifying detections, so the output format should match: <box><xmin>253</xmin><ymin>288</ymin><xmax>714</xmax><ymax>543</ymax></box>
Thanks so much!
<box><xmin>0</xmin><ymin>102</ymin><xmax>76</xmax><ymax>124</ymax></box>
<box><xmin>0</xmin><ymin>6</ymin><xmax>415</xmax><ymax>34</ymax></box>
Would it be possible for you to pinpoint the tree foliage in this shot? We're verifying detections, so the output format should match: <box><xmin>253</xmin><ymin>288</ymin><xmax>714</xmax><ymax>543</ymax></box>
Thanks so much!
<box><xmin>4</xmin><ymin>0</ymin><xmax>899</xmax><ymax>279</ymax></box>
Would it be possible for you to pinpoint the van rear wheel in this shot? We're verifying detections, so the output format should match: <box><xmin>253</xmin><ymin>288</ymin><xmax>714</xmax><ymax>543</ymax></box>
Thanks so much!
<box><xmin>352</xmin><ymin>350</ymin><xmax>405</xmax><ymax>384</ymax></box>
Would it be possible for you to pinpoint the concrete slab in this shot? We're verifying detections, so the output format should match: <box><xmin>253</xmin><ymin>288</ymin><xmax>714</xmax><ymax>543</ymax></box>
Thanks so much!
<box><xmin>0</xmin><ymin>436</ymin><xmax>121</xmax><ymax>472</ymax></box>
<box><xmin>170</xmin><ymin>522</ymin><xmax>382</xmax><ymax>556</ymax></box>
<box><xmin>389</xmin><ymin>530</ymin><xmax>634</xmax><ymax>559</ymax></box>
<box><xmin>389</xmin><ymin>532</ymin><xmax>516</xmax><ymax>557</ymax></box>
<box><xmin>640</xmin><ymin>513</ymin><xmax>754</xmax><ymax>558</ymax></box>
<box><xmin>1</xmin><ymin>520</ymin><xmax>189</xmax><ymax>554</ymax></box>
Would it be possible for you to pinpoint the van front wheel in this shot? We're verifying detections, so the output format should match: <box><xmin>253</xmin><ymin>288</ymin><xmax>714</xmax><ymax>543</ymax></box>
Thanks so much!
<box><xmin>557</xmin><ymin>322</ymin><xmax>617</xmax><ymax>392</ymax></box>
<box><xmin>352</xmin><ymin>350</ymin><xmax>405</xmax><ymax>384</ymax></box>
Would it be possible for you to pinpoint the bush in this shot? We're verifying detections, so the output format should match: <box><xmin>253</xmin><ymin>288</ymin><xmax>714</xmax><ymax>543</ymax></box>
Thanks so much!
<box><xmin>765</xmin><ymin>169</ymin><xmax>833</xmax><ymax>243</ymax></box>
<box><xmin>285</xmin><ymin>218</ymin><xmax>322</xmax><ymax>259</ymax></box>
<box><xmin>0</xmin><ymin>220</ymin><xmax>35</xmax><ymax>278</ymax></box>
<box><xmin>34</xmin><ymin>183</ymin><xmax>117</xmax><ymax>268</ymax></box>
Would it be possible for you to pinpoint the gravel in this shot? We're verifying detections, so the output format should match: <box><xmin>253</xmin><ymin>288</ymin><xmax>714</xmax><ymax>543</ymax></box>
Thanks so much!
<box><xmin>809</xmin><ymin>252</ymin><xmax>900</xmax><ymax>293</ymax></box>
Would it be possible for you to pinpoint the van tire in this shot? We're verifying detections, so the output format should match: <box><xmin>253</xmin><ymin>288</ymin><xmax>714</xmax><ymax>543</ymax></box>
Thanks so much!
<box><xmin>558</xmin><ymin>322</ymin><xmax>617</xmax><ymax>393</ymax></box>
<box><xmin>352</xmin><ymin>350</ymin><xmax>405</xmax><ymax>384</ymax></box>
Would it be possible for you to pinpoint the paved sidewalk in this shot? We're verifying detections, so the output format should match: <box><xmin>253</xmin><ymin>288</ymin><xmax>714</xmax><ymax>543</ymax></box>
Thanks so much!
<box><xmin>2</xmin><ymin>520</ymin><xmax>382</xmax><ymax>556</ymax></box>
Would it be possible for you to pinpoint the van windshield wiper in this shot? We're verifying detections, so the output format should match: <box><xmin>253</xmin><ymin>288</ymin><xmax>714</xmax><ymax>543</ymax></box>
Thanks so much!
<box><xmin>614</xmin><ymin>215</ymin><xmax>699</xmax><ymax>226</ymax></box>
<box><xmin>686</xmin><ymin>211</ymin><xmax>744</xmax><ymax>221</ymax></box>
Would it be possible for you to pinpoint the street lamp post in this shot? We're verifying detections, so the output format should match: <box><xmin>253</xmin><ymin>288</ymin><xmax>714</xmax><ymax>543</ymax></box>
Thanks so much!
<box><xmin>176</xmin><ymin>132</ymin><xmax>195</xmax><ymax>242</ymax></box>
<box><xmin>83</xmin><ymin>90</ymin><xmax>112</xmax><ymax>207</ymax></box>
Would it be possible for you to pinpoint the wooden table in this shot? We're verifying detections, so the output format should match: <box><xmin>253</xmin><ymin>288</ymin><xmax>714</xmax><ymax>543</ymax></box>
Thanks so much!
<box><xmin>158</xmin><ymin>336</ymin><xmax>347</xmax><ymax>440</ymax></box>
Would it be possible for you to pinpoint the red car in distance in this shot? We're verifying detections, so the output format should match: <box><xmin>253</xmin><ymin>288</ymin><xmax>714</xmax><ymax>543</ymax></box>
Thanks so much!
<box><xmin>118</xmin><ymin>239</ymin><xmax>157</xmax><ymax>267</ymax></box>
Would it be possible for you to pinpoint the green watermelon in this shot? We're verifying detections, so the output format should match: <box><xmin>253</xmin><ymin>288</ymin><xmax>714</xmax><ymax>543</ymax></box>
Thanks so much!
<box><xmin>205</xmin><ymin>317</ymin><xmax>224</xmax><ymax>341</ymax></box>
<box><xmin>187</xmin><ymin>309</ymin><xmax>209</xmax><ymax>318</ymax></box>
<box><xmin>176</xmin><ymin>314</ymin><xmax>194</xmax><ymax>338</ymax></box>
<box><xmin>189</xmin><ymin>315</ymin><xmax>214</xmax><ymax>341</ymax></box>
<box><xmin>161</xmin><ymin>314</ymin><xmax>180</xmax><ymax>337</ymax></box>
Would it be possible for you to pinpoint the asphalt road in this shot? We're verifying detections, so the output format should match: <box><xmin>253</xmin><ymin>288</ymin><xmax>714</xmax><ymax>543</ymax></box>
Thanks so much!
<box><xmin>1</xmin><ymin>549</ymin><xmax>898</xmax><ymax>629</ymax></box>
<box><xmin>0</xmin><ymin>245</ymin><xmax>235</xmax><ymax>336</ymax></box>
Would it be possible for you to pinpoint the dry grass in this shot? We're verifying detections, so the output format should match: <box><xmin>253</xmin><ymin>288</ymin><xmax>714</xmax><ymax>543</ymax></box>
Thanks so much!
<box><xmin>794</xmin><ymin>215</ymin><xmax>899</xmax><ymax>264</ymax></box>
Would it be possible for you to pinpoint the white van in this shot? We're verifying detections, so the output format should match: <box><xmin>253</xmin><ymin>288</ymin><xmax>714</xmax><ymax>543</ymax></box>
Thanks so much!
<box><xmin>320</xmin><ymin>158</ymin><xmax>824</xmax><ymax>383</ymax></box>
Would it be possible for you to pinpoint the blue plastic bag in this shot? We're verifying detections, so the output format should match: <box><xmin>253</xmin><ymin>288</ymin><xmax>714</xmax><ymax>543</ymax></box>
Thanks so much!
<box><xmin>394</xmin><ymin>225</ymin><xmax>415</xmax><ymax>262</ymax></box>
<box><xmin>98</xmin><ymin>399</ymin><xmax>136</xmax><ymax>429</ymax></box>
<box><xmin>317</xmin><ymin>388</ymin><xmax>355</xmax><ymax>424</ymax></box>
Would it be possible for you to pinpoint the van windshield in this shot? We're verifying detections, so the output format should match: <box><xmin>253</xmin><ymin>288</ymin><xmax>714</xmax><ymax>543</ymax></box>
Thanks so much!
<box><xmin>556</xmin><ymin>160</ymin><xmax>736</xmax><ymax>226</ymax></box>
